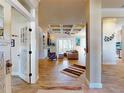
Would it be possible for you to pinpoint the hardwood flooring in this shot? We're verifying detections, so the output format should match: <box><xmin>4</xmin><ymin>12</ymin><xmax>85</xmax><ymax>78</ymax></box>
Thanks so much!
<box><xmin>12</xmin><ymin>58</ymin><xmax>124</xmax><ymax>93</ymax></box>
<box><xmin>37</xmin><ymin>58</ymin><xmax>85</xmax><ymax>87</ymax></box>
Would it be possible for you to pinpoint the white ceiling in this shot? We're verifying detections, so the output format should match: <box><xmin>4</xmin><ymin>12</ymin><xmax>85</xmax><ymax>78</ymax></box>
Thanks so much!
<box><xmin>39</xmin><ymin>0</ymin><xmax>86</xmax><ymax>31</ymax></box>
<box><xmin>102</xmin><ymin>0</ymin><xmax>124</xmax><ymax>8</ymax></box>
<box><xmin>39</xmin><ymin>0</ymin><xmax>124</xmax><ymax>31</ymax></box>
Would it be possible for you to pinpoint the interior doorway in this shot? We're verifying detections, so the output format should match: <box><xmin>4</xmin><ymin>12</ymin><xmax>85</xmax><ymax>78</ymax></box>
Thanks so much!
<box><xmin>102</xmin><ymin>18</ymin><xmax>124</xmax><ymax>65</ymax></box>
<box><xmin>102</xmin><ymin>18</ymin><xmax>124</xmax><ymax>91</ymax></box>
<box><xmin>35</xmin><ymin>24</ymin><xmax>87</xmax><ymax>88</ymax></box>
<box><xmin>11</xmin><ymin>8</ymin><xmax>31</xmax><ymax>83</ymax></box>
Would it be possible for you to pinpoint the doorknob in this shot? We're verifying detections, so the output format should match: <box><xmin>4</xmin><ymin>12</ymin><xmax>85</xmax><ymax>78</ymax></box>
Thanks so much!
<box><xmin>6</xmin><ymin>60</ymin><xmax>12</xmax><ymax>74</ymax></box>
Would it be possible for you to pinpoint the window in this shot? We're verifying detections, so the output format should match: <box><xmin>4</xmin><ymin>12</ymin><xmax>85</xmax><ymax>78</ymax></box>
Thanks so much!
<box><xmin>58</xmin><ymin>39</ymin><xmax>73</xmax><ymax>53</ymax></box>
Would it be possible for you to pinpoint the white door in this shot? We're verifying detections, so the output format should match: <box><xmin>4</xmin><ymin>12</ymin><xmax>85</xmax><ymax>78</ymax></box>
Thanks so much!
<box><xmin>19</xmin><ymin>26</ymin><xmax>31</xmax><ymax>83</ymax></box>
<box><xmin>0</xmin><ymin>5</ymin><xmax>5</xmax><ymax>93</ymax></box>
<box><xmin>0</xmin><ymin>52</ymin><xmax>5</xmax><ymax>93</ymax></box>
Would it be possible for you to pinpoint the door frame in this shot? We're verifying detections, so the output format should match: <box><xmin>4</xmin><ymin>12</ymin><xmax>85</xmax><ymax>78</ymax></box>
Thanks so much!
<box><xmin>6</xmin><ymin>0</ymin><xmax>34</xmax><ymax>21</ymax></box>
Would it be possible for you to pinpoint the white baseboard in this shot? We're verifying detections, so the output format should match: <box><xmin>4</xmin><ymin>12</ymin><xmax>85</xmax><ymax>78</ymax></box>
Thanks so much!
<box><xmin>102</xmin><ymin>62</ymin><xmax>117</xmax><ymax>65</ymax></box>
<box><xmin>12</xmin><ymin>72</ymin><xmax>19</xmax><ymax>76</ymax></box>
<box><xmin>102</xmin><ymin>61</ymin><xmax>117</xmax><ymax>65</ymax></box>
<box><xmin>31</xmin><ymin>75</ymin><xmax>39</xmax><ymax>84</ymax></box>
<box><xmin>85</xmin><ymin>78</ymin><xmax>102</xmax><ymax>88</ymax></box>
<box><xmin>36</xmin><ymin>75</ymin><xmax>39</xmax><ymax>82</ymax></box>
<box><xmin>89</xmin><ymin>83</ymin><xmax>102</xmax><ymax>88</ymax></box>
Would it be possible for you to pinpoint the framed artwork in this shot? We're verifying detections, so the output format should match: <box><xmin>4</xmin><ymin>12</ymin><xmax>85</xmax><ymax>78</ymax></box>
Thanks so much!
<box><xmin>11</xmin><ymin>39</ymin><xmax>15</xmax><ymax>47</ymax></box>
<box><xmin>0</xmin><ymin>6</ymin><xmax>4</xmax><ymax>37</ymax></box>
<box><xmin>104</xmin><ymin>34</ymin><xmax>115</xmax><ymax>42</ymax></box>
<box><xmin>76</xmin><ymin>37</ymin><xmax>80</xmax><ymax>46</ymax></box>
<box><xmin>0</xmin><ymin>29</ymin><xmax>3</xmax><ymax>36</ymax></box>
<box><xmin>116</xmin><ymin>42</ymin><xmax>122</xmax><ymax>50</ymax></box>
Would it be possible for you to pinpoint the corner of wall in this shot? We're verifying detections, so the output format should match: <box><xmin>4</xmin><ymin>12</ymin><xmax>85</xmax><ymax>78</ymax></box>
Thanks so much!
<box><xmin>85</xmin><ymin>78</ymin><xmax>103</xmax><ymax>89</ymax></box>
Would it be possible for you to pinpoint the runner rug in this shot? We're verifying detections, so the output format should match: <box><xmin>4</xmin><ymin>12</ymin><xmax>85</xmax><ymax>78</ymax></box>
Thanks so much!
<box><xmin>61</xmin><ymin>64</ymin><xmax>86</xmax><ymax>78</ymax></box>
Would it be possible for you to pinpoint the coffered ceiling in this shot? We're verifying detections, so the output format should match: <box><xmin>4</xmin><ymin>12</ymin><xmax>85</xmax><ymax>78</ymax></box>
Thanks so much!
<box><xmin>48</xmin><ymin>24</ymin><xmax>85</xmax><ymax>35</ymax></box>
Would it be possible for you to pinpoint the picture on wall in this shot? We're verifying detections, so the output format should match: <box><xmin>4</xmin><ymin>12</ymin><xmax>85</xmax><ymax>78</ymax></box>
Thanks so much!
<box><xmin>76</xmin><ymin>37</ymin><xmax>80</xmax><ymax>46</ymax></box>
<box><xmin>116</xmin><ymin>42</ymin><xmax>122</xmax><ymax>50</ymax></box>
<box><xmin>0</xmin><ymin>17</ymin><xmax>4</xmax><ymax>36</ymax></box>
<box><xmin>0</xmin><ymin>29</ymin><xmax>3</xmax><ymax>36</ymax></box>
<box><xmin>11</xmin><ymin>39</ymin><xmax>15</xmax><ymax>47</ymax></box>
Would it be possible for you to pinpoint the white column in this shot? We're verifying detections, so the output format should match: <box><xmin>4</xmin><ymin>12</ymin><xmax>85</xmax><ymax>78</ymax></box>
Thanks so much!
<box><xmin>30</xmin><ymin>8</ymin><xmax>39</xmax><ymax>83</ymax></box>
<box><xmin>85</xmin><ymin>0</ymin><xmax>102</xmax><ymax>88</ymax></box>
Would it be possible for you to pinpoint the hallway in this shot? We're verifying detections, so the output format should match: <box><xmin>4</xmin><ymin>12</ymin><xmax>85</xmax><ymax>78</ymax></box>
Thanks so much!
<box><xmin>12</xmin><ymin>59</ymin><xmax>124</xmax><ymax>93</ymax></box>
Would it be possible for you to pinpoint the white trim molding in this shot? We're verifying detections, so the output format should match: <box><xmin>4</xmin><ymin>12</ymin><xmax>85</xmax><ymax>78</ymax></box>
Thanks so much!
<box><xmin>102</xmin><ymin>8</ymin><xmax>124</xmax><ymax>18</ymax></box>
<box><xmin>85</xmin><ymin>78</ymin><xmax>103</xmax><ymax>88</ymax></box>
<box><xmin>25</xmin><ymin>0</ymin><xmax>39</xmax><ymax>8</ymax></box>
<box><xmin>102</xmin><ymin>62</ymin><xmax>117</xmax><ymax>65</ymax></box>
<box><xmin>6</xmin><ymin>0</ymin><xmax>34</xmax><ymax>21</ymax></box>
<box><xmin>12</xmin><ymin>72</ymin><xmax>19</xmax><ymax>76</ymax></box>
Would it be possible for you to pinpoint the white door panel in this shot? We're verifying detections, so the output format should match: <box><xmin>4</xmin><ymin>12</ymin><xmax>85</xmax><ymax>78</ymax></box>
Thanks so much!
<box><xmin>19</xmin><ymin>26</ymin><xmax>31</xmax><ymax>83</ymax></box>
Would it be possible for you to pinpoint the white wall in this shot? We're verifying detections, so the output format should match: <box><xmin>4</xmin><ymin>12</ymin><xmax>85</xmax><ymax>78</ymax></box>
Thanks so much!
<box><xmin>73</xmin><ymin>29</ymin><xmax>86</xmax><ymax>65</ymax></box>
<box><xmin>122</xmin><ymin>27</ymin><xmax>124</xmax><ymax>61</ymax></box>
<box><xmin>38</xmin><ymin>27</ymin><xmax>48</xmax><ymax>59</ymax></box>
<box><xmin>0</xmin><ymin>18</ymin><xmax>3</xmax><ymax>28</ymax></box>
<box><xmin>103</xmin><ymin>19</ymin><xmax>117</xmax><ymax>64</ymax></box>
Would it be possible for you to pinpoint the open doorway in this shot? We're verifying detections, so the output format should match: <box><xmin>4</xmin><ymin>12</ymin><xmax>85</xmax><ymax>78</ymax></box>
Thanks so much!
<box><xmin>11</xmin><ymin>7</ymin><xmax>32</xmax><ymax>85</ymax></box>
<box><xmin>102</xmin><ymin>18</ymin><xmax>123</xmax><ymax>65</ymax></box>
<box><xmin>36</xmin><ymin>24</ymin><xmax>86</xmax><ymax>89</ymax></box>
<box><xmin>11</xmin><ymin>0</ymin><xmax>87</xmax><ymax>92</ymax></box>
<box><xmin>102</xmin><ymin>18</ymin><xmax>124</xmax><ymax>91</ymax></box>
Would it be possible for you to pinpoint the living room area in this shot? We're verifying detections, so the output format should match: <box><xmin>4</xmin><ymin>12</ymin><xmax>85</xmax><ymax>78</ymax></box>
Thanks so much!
<box><xmin>33</xmin><ymin>24</ymin><xmax>87</xmax><ymax>89</ymax></box>
<box><xmin>46</xmin><ymin>24</ymin><xmax>86</xmax><ymax>65</ymax></box>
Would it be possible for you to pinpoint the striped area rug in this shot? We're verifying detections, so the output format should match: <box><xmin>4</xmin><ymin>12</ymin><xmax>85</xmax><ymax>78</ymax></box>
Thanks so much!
<box><xmin>61</xmin><ymin>64</ymin><xmax>86</xmax><ymax>78</ymax></box>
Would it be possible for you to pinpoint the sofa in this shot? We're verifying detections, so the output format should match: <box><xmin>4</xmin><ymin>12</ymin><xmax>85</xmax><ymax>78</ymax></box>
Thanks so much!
<box><xmin>66</xmin><ymin>50</ymin><xmax>78</xmax><ymax>60</ymax></box>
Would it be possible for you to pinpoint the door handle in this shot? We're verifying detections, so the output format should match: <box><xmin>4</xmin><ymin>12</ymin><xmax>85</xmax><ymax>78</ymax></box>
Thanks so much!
<box><xmin>6</xmin><ymin>60</ymin><xmax>12</xmax><ymax>74</ymax></box>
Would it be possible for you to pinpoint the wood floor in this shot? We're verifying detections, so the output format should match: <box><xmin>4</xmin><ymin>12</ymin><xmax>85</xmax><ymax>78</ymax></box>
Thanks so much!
<box><xmin>12</xmin><ymin>58</ymin><xmax>124</xmax><ymax>93</ymax></box>
<box><xmin>37</xmin><ymin>58</ymin><xmax>85</xmax><ymax>87</ymax></box>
